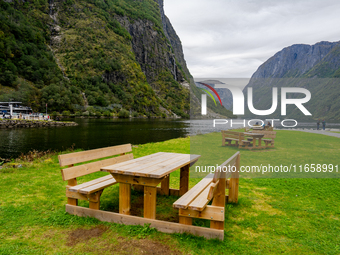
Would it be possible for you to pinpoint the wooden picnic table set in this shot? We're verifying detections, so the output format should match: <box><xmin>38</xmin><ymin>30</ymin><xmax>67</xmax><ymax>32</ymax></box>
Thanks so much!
<box><xmin>221</xmin><ymin>129</ymin><xmax>276</xmax><ymax>149</ymax></box>
<box><xmin>59</xmin><ymin>144</ymin><xmax>241</xmax><ymax>240</ymax></box>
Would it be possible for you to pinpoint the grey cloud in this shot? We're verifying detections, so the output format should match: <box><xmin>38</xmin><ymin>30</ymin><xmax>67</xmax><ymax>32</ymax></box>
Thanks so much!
<box><xmin>164</xmin><ymin>0</ymin><xmax>340</xmax><ymax>78</ymax></box>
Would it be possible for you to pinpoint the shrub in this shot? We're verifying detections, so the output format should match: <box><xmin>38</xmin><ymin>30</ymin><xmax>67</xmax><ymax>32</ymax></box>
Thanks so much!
<box><xmin>118</xmin><ymin>108</ymin><xmax>130</xmax><ymax>118</ymax></box>
<box><xmin>103</xmin><ymin>111</ymin><xmax>111</xmax><ymax>117</ymax></box>
<box><xmin>62</xmin><ymin>110</ymin><xmax>71</xmax><ymax>116</ymax></box>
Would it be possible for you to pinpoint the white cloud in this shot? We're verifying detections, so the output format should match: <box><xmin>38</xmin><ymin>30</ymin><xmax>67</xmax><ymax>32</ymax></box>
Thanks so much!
<box><xmin>164</xmin><ymin>0</ymin><xmax>340</xmax><ymax>78</ymax></box>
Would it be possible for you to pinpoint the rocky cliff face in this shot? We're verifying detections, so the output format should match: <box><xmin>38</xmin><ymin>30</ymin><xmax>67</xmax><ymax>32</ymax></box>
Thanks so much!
<box><xmin>115</xmin><ymin>16</ymin><xmax>185</xmax><ymax>85</ymax></box>
<box><xmin>243</xmin><ymin>41</ymin><xmax>340</xmax><ymax>120</ymax></box>
<box><xmin>156</xmin><ymin>0</ymin><xmax>191</xmax><ymax>81</ymax></box>
<box><xmin>251</xmin><ymin>41</ymin><xmax>340</xmax><ymax>79</ymax></box>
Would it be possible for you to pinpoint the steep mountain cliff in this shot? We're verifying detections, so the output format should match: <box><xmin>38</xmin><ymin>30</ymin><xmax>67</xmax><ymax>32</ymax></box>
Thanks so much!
<box><xmin>0</xmin><ymin>0</ymin><xmax>191</xmax><ymax>117</ymax></box>
<box><xmin>243</xmin><ymin>41</ymin><xmax>340</xmax><ymax>120</ymax></box>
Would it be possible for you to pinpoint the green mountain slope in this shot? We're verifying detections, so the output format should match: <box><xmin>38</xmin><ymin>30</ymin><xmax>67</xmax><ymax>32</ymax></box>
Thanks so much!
<box><xmin>0</xmin><ymin>0</ymin><xmax>192</xmax><ymax>117</ymax></box>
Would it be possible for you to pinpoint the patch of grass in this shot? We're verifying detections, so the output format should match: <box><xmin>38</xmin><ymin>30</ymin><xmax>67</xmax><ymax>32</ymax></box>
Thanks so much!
<box><xmin>0</xmin><ymin>132</ymin><xmax>340</xmax><ymax>254</ymax></box>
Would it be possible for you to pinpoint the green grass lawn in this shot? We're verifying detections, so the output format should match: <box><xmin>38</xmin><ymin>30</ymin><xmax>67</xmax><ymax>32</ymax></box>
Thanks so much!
<box><xmin>0</xmin><ymin>132</ymin><xmax>339</xmax><ymax>254</ymax></box>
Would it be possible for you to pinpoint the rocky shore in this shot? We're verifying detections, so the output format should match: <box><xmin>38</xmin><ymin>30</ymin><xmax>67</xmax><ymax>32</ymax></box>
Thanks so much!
<box><xmin>0</xmin><ymin>119</ymin><xmax>78</xmax><ymax>129</ymax></box>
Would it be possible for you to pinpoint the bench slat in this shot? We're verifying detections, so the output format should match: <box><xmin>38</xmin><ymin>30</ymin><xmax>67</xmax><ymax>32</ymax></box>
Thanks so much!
<box><xmin>173</xmin><ymin>173</ymin><xmax>213</xmax><ymax>209</ymax></box>
<box><xmin>68</xmin><ymin>175</ymin><xmax>113</xmax><ymax>192</ymax></box>
<box><xmin>58</xmin><ymin>144</ymin><xmax>132</xmax><ymax>167</ymax></box>
<box><xmin>79</xmin><ymin>178</ymin><xmax>117</xmax><ymax>195</ymax></box>
<box><xmin>61</xmin><ymin>154</ymin><xmax>134</xmax><ymax>181</ymax></box>
<box><xmin>188</xmin><ymin>182</ymin><xmax>215</xmax><ymax>211</ymax></box>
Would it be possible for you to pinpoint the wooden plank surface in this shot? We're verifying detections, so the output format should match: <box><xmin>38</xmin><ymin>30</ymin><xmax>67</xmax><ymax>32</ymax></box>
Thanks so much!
<box><xmin>102</xmin><ymin>153</ymin><xmax>201</xmax><ymax>179</ymax></box>
<box><xmin>65</xmin><ymin>205</ymin><xmax>224</xmax><ymax>240</ymax></box>
<box><xmin>61</xmin><ymin>154</ymin><xmax>133</xmax><ymax>181</ymax></box>
<box><xmin>179</xmin><ymin>205</ymin><xmax>224</xmax><ymax>221</ymax></box>
<box><xmin>111</xmin><ymin>174</ymin><xmax>163</xmax><ymax>187</ymax></box>
<box><xmin>148</xmin><ymin>155</ymin><xmax>201</xmax><ymax>178</ymax></box>
<box><xmin>105</xmin><ymin>153</ymin><xmax>189</xmax><ymax>177</ymax></box>
<box><xmin>59</xmin><ymin>144</ymin><xmax>132</xmax><ymax>167</ymax></box>
<box><xmin>101</xmin><ymin>152</ymin><xmax>167</xmax><ymax>172</ymax></box>
<box><xmin>79</xmin><ymin>178</ymin><xmax>117</xmax><ymax>194</ymax></box>
<box><xmin>105</xmin><ymin>153</ymin><xmax>180</xmax><ymax>174</ymax></box>
<box><xmin>68</xmin><ymin>175</ymin><xmax>113</xmax><ymax>192</ymax></box>
<box><xmin>188</xmin><ymin>183</ymin><xmax>215</xmax><ymax>211</ymax></box>
<box><xmin>110</xmin><ymin>154</ymin><xmax>188</xmax><ymax>177</ymax></box>
<box><xmin>173</xmin><ymin>173</ymin><xmax>213</xmax><ymax>209</ymax></box>
<box><xmin>207</xmin><ymin>180</ymin><xmax>219</xmax><ymax>200</ymax></box>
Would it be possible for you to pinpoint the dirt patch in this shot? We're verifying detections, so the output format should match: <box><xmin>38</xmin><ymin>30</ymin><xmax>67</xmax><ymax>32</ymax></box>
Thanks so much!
<box><xmin>67</xmin><ymin>225</ymin><xmax>108</xmax><ymax>246</ymax></box>
<box><xmin>117</xmin><ymin>239</ymin><xmax>182</xmax><ymax>255</ymax></box>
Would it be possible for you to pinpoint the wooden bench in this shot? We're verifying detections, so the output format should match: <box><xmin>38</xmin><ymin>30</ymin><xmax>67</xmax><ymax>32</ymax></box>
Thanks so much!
<box><xmin>252</xmin><ymin>130</ymin><xmax>276</xmax><ymax>147</ymax></box>
<box><xmin>173</xmin><ymin>152</ymin><xmax>240</xmax><ymax>230</ymax></box>
<box><xmin>222</xmin><ymin>130</ymin><xmax>251</xmax><ymax>149</ymax></box>
<box><xmin>59</xmin><ymin>144</ymin><xmax>133</xmax><ymax>210</ymax></box>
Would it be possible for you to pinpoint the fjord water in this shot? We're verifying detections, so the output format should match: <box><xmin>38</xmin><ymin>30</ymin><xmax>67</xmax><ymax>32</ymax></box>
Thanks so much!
<box><xmin>1</xmin><ymin>118</ymin><xmax>339</xmax><ymax>159</ymax></box>
<box><xmin>0</xmin><ymin>118</ymin><xmax>190</xmax><ymax>159</ymax></box>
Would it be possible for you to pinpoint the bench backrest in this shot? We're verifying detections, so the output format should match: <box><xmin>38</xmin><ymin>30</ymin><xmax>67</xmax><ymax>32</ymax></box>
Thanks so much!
<box><xmin>252</xmin><ymin>130</ymin><xmax>276</xmax><ymax>139</ymax></box>
<box><xmin>209</xmin><ymin>151</ymin><xmax>240</xmax><ymax>199</ymax></box>
<box><xmin>221</xmin><ymin>130</ymin><xmax>244</xmax><ymax>140</ymax></box>
<box><xmin>59</xmin><ymin>144</ymin><xmax>133</xmax><ymax>181</ymax></box>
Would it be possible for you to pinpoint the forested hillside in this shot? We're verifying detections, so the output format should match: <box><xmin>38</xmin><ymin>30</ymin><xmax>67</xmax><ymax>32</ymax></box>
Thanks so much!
<box><xmin>0</xmin><ymin>0</ymin><xmax>192</xmax><ymax>117</ymax></box>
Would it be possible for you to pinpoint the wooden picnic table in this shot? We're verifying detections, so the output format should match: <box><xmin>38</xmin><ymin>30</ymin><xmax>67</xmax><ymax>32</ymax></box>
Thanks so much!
<box><xmin>244</xmin><ymin>132</ymin><xmax>264</xmax><ymax>148</ymax></box>
<box><xmin>101</xmin><ymin>152</ymin><xmax>201</xmax><ymax>219</ymax></box>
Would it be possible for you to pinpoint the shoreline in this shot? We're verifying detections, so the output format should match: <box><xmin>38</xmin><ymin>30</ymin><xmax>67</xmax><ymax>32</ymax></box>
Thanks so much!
<box><xmin>0</xmin><ymin>119</ymin><xmax>78</xmax><ymax>129</ymax></box>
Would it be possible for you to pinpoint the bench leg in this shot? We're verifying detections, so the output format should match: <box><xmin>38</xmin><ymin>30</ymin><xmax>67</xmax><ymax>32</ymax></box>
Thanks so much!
<box><xmin>119</xmin><ymin>183</ymin><xmax>131</xmax><ymax>215</ymax></box>
<box><xmin>89</xmin><ymin>190</ymin><xmax>103</xmax><ymax>210</ymax></box>
<box><xmin>144</xmin><ymin>186</ymin><xmax>157</xmax><ymax>219</ymax></box>
<box><xmin>229</xmin><ymin>154</ymin><xmax>240</xmax><ymax>203</ymax></box>
<box><xmin>67</xmin><ymin>178</ymin><xmax>78</xmax><ymax>206</ymax></box>
<box><xmin>179</xmin><ymin>216</ymin><xmax>192</xmax><ymax>225</ymax></box>
<box><xmin>211</xmin><ymin>169</ymin><xmax>226</xmax><ymax>230</ymax></box>
<box><xmin>222</xmin><ymin>138</ymin><xmax>226</xmax><ymax>146</ymax></box>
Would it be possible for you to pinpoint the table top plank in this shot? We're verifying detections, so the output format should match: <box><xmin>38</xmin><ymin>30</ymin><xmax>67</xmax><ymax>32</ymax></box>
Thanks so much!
<box><xmin>111</xmin><ymin>153</ymin><xmax>182</xmax><ymax>174</ymax></box>
<box><xmin>103</xmin><ymin>154</ymin><xmax>190</xmax><ymax>177</ymax></box>
<box><xmin>101</xmin><ymin>153</ymin><xmax>201</xmax><ymax>179</ymax></box>
<box><xmin>105</xmin><ymin>152</ymin><xmax>165</xmax><ymax>170</ymax></box>
<box><xmin>148</xmin><ymin>154</ymin><xmax>201</xmax><ymax>178</ymax></box>
<box><xmin>125</xmin><ymin>154</ymin><xmax>190</xmax><ymax>177</ymax></box>
<box><xmin>244</xmin><ymin>132</ymin><xmax>264</xmax><ymax>137</ymax></box>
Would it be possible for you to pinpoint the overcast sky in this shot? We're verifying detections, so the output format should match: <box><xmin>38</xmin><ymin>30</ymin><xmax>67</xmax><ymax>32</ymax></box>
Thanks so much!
<box><xmin>164</xmin><ymin>0</ymin><xmax>340</xmax><ymax>78</ymax></box>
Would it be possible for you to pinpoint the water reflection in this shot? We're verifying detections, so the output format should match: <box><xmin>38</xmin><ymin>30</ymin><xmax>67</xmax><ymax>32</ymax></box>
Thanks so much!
<box><xmin>0</xmin><ymin>118</ymin><xmax>189</xmax><ymax>159</ymax></box>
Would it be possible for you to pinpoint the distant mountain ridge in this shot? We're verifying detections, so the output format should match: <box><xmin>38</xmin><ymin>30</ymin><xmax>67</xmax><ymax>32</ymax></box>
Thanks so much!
<box><xmin>251</xmin><ymin>41</ymin><xmax>340</xmax><ymax>79</ymax></box>
<box><xmin>243</xmin><ymin>41</ymin><xmax>340</xmax><ymax>120</ymax></box>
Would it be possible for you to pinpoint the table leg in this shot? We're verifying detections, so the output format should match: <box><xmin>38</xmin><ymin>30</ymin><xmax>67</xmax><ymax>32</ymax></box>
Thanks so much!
<box><xmin>259</xmin><ymin>138</ymin><xmax>262</xmax><ymax>147</ymax></box>
<box><xmin>144</xmin><ymin>186</ymin><xmax>157</xmax><ymax>219</ymax></box>
<box><xmin>160</xmin><ymin>176</ymin><xmax>170</xmax><ymax>196</ymax></box>
<box><xmin>252</xmin><ymin>138</ymin><xmax>256</xmax><ymax>147</ymax></box>
<box><xmin>180</xmin><ymin>164</ymin><xmax>189</xmax><ymax>196</ymax></box>
<box><xmin>119</xmin><ymin>183</ymin><xmax>131</xmax><ymax>215</ymax></box>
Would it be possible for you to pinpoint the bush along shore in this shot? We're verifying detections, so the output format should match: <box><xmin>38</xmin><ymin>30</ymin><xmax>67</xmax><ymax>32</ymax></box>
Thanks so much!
<box><xmin>0</xmin><ymin>119</ymin><xmax>78</xmax><ymax>129</ymax></box>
